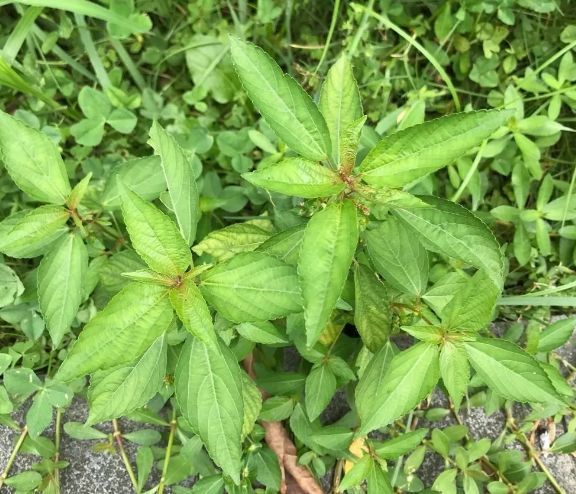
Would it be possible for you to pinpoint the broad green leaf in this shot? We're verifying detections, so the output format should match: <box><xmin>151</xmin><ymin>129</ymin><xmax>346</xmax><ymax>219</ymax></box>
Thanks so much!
<box><xmin>340</xmin><ymin>115</ymin><xmax>366</xmax><ymax>170</ymax></box>
<box><xmin>256</xmin><ymin>224</ymin><xmax>305</xmax><ymax>265</ymax></box>
<box><xmin>4</xmin><ymin>368</ymin><xmax>42</xmax><ymax>397</ymax></box>
<box><xmin>200</xmin><ymin>252</ymin><xmax>302</xmax><ymax>322</ymax></box>
<box><xmin>367</xmin><ymin>460</ymin><xmax>393</xmax><ymax>494</ymax></box>
<box><xmin>464</xmin><ymin>338</ymin><xmax>563</xmax><ymax>404</ymax></box>
<box><xmin>393</xmin><ymin>196</ymin><xmax>504</xmax><ymax>288</ymax></box>
<box><xmin>0</xmin><ymin>385</ymin><xmax>13</xmax><ymax>414</ymax></box>
<box><xmin>260</xmin><ymin>396</ymin><xmax>294</xmax><ymax>421</ymax></box>
<box><xmin>87</xmin><ymin>334</ymin><xmax>167</xmax><ymax>424</ymax></box>
<box><xmin>319</xmin><ymin>55</ymin><xmax>363</xmax><ymax>165</ymax></box>
<box><xmin>193</xmin><ymin>222</ymin><xmax>271</xmax><ymax>262</ymax></box>
<box><xmin>359</xmin><ymin>110</ymin><xmax>511</xmax><ymax>187</ymax></box>
<box><xmin>0</xmin><ymin>264</ymin><xmax>24</xmax><ymax>308</ymax></box>
<box><xmin>67</xmin><ymin>173</ymin><xmax>92</xmax><ymax>209</ymax></box>
<box><xmin>537</xmin><ymin>318</ymin><xmax>576</xmax><ymax>352</ymax></box>
<box><xmin>121</xmin><ymin>269</ymin><xmax>174</xmax><ymax>286</ymax></box>
<box><xmin>38</xmin><ymin>233</ymin><xmax>88</xmax><ymax>347</ymax></box>
<box><xmin>101</xmin><ymin>156</ymin><xmax>165</xmax><ymax>208</ymax></box>
<box><xmin>339</xmin><ymin>456</ymin><xmax>372</xmax><ymax>491</ymax></box>
<box><xmin>0</xmin><ymin>205</ymin><xmax>69</xmax><ymax>258</ymax></box>
<box><xmin>432</xmin><ymin>469</ymin><xmax>458</xmax><ymax>494</ymax></box>
<box><xmin>353</xmin><ymin>265</ymin><xmax>391</xmax><ymax>352</ymax></box>
<box><xmin>57</xmin><ymin>282</ymin><xmax>173</xmax><ymax>381</ymax></box>
<box><xmin>175</xmin><ymin>337</ymin><xmax>243</xmax><ymax>483</ymax></box>
<box><xmin>26</xmin><ymin>390</ymin><xmax>52</xmax><ymax>437</ymax></box>
<box><xmin>78</xmin><ymin>86</ymin><xmax>110</xmax><ymax>119</ymax></box>
<box><xmin>372</xmin><ymin>429</ymin><xmax>429</xmax><ymax>459</ymax></box>
<box><xmin>99</xmin><ymin>250</ymin><xmax>146</xmax><ymax>295</ymax></box>
<box><xmin>355</xmin><ymin>342</ymin><xmax>396</xmax><ymax>415</ymax></box>
<box><xmin>550</xmin><ymin>432</ymin><xmax>576</xmax><ymax>454</ymax></box>
<box><xmin>423</xmin><ymin>271</ymin><xmax>469</xmax><ymax>315</ymax></box>
<box><xmin>236</xmin><ymin>321</ymin><xmax>288</xmax><ymax>345</ymax></box>
<box><xmin>4</xmin><ymin>471</ymin><xmax>42</xmax><ymax>491</ymax></box>
<box><xmin>440</xmin><ymin>342</ymin><xmax>469</xmax><ymax>409</ymax></box>
<box><xmin>0</xmin><ymin>110</ymin><xmax>70</xmax><ymax>204</ymax></box>
<box><xmin>136</xmin><ymin>447</ymin><xmax>154</xmax><ymax>493</ymax></box>
<box><xmin>70</xmin><ymin>117</ymin><xmax>105</xmax><ymax>146</ymax></box>
<box><xmin>230</xmin><ymin>38</ymin><xmax>331</xmax><ymax>161</ymax></box>
<box><xmin>364</xmin><ymin>217</ymin><xmax>428</xmax><ymax>296</ymax></box>
<box><xmin>299</xmin><ymin>200</ymin><xmax>359</xmax><ymax>347</ymax></box>
<box><xmin>170</xmin><ymin>279</ymin><xmax>218</xmax><ymax>349</ymax></box>
<box><xmin>305</xmin><ymin>363</ymin><xmax>337</xmax><ymax>421</ymax></box>
<box><xmin>241</xmin><ymin>371</ymin><xmax>262</xmax><ymax>439</ymax></box>
<box><xmin>357</xmin><ymin>342</ymin><xmax>440</xmax><ymax>435</ymax></box>
<box><xmin>242</xmin><ymin>158</ymin><xmax>344</xmax><ymax>198</ymax></box>
<box><xmin>402</xmin><ymin>324</ymin><xmax>443</xmax><ymax>343</ymax></box>
<box><xmin>149</xmin><ymin>121</ymin><xmax>200</xmax><ymax>246</ymax></box>
<box><xmin>121</xmin><ymin>185</ymin><xmax>192</xmax><ymax>276</ymax></box>
<box><xmin>249</xmin><ymin>447</ymin><xmax>281</xmax><ymax>491</ymax></box>
<box><xmin>441</xmin><ymin>270</ymin><xmax>500</xmax><ymax>332</ymax></box>
<box><xmin>107</xmin><ymin>108</ymin><xmax>137</xmax><ymax>133</ymax></box>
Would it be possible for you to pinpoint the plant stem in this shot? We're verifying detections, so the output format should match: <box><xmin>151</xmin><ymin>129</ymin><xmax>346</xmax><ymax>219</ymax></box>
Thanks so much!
<box><xmin>53</xmin><ymin>408</ymin><xmax>62</xmax><ymax>490</ymax></box>
<box><xmin>75</xmin><ymin>13</ymin><xmax>111</xmax><ymax>89</ymax></box>
<box><xmin>391</xmin><ymin>411</ymin><xmax>414</xmax><ymax>487</ymax></box>
<box><xmin>331</xmin><ymin>458</ymin><xmax>344</xmax><ymax>493</ymax></box>
<box><xmin>0</xmin><ymin>425</ymin><xmax>28</xmax><ymax>489</ymax></box>
<box><xmin>157</xmin><ymin>407</ymin><xmax>177</xmax><ymax>494</ymax></box>
<box><xmin>112</xmin><ymin>419</ymin><xmax>138</xmax><ymax>492</ymax></box>
<box><xmin>313</xmin><ymin>0</ymin><xmax>340</xmax><ymax>75</ymax></box>
<box><xmin>451</xmin><ymin>139</ymin><xmax>487</xmax><ymax>203</ymax></box>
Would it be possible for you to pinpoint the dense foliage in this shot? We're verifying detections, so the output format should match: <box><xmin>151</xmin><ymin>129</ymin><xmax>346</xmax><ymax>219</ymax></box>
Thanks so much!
<box><xmin>0</xmin><ymin>1</ymin><xmax>575</xmax><ymax>493</ymax></box>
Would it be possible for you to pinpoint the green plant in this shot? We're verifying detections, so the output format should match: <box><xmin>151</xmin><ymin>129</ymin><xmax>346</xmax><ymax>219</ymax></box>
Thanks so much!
<box><xmin>0</xmin><ymin>34</ymin><xmax>572</xmax><ymax>493</ymax></box>
<box><xmin>1</xmin><ymin>2</ymin><xmax>576</xmax><ymax>493</ymax></box>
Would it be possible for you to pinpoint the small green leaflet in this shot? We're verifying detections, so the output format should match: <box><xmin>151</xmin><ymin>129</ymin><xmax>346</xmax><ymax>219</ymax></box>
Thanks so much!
<box><xmin>38</xmin><ymin>232</ymin><xmax>88</xmax><ymax>347</ymax></box>
<box><xmin>364</xmin><ymin>217</ymin><xmax>429</xmax><ymax>296</ymax></box>
<box><xmin>0</xmin><ymin>110</ymin><xmax>71</xmax><ymax>204</ymax></box>
<box><xmin>359</xmin><ymin>110</ymin><xmax>511</xmax><ymax>187</ymax></box>
<box><xmin>236</xmin><ymin>321</ymin><xmax>288</xmax><ymax>345</ymax></box>
<box><xmin>241</xmin><ymin>371</ymin><xmax>262</xmax><ymax>439</ymax></box>
<box><xmin>537</xmin><ymin>318</ymin><xmax>576</xmax><ymax>352</ymax></box>
<box><xmin>175</xmin><ymin>337</ymin><xmax>244</xmax><ymax>484</ymax></box>
<box><xmin>230</xmin><ymin>37</ymin><xmax>331</xmax><ymax>162</ymax></box>
<box><xmin>242</xmin><ymin>157</ymin><xmax>344</xmax><ymax>198</ymax></box>
<box><xmin>353</xmin><ymin>265</ymin><xmax>391</xmax><ymax>352</ymax></box>
<box><xmin>0</xmin><ymin>206</ymin><xmax>69</xmax><ymax>258</ymax></box>
<box><xmin>355</xmin><ymin>342</ymin><xmax>396</xmax><ymax>418</ymax></box>
<box><xmin>305</xmin><ymin>363</ymin><xmax>337</xmax><ymax>421</ymax></box>
<box><xmin>318</xmin><ymin>55</ymin><xmax>363</xmax><ymax>165</ymax></box>
<box><xmin>464</xmin><ymin>338</ymin><xmax>563</xmax><ymax>405</ymax></box>
<box><xmin>256</xmin><ymin>224</ymin><xmax>305</xmax><ymax>265</ymax></box>
<box><xmin>101</xmin><ymin>156</ymin><xmax>165</xmax><ymax>209</ymax></box>
<box><xmin>393</xmin><ymin>196</ymin><xmax>504</xmax><ymax>288</ymax></box>
<box><xmin>57</xmin><ymin>282</ymin><xmax>173</xmax><ymax>381</ymax></box>
<box><xmin>441</xmin><ymin>269</ymin><xmax>500</xmax><ymax>332</ymax></box>
<box><xmin>357</xmin><ymin>342</ymin><xmax>440</xmax><ymax>435</ymax></box>
<box><xmin>148</xmin><ymin>121</ymin><xmax>200</xmax><ymax>246</ymax></box>
<box><xmin>67</xmin><ymin>173</ymin><xmax>92</xmax><ymax>209</ymax></box>
<box><xmin>169</xmin><ymin>278</ymin><xmax>218</xmax><ymax>349</ymax></box>
<box><xmin>372</xmin><ymin>429</ymin><xmax>429</xmax><ymax>459</ymax></box>
<box><xmin>87</xmin><ymin>334</ymin><xmax>167</xmax><ymax>424</ymax></box>
<box><xmin>440</xmin><ymin>341</ymin><xmax>469</xmax><ymax>410</ymax></box>
<box><xmin>120</xmin><ymin>184</ymin><xmax>192</xmax><ymax>276</ymax></box>
<box><xmin>299</xmin><ymin>200</ymin><xmax>359</xmax><ymax>347</ymax></box>
<box><xmin>193</xmin><ymin>222</ymin><xmax>271</xmax><ymax>262</ymax></box>
<box><xmin>200</xmin><ymin>252</ymin><xmax>302</xmax><ymax>322</ymax></box>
